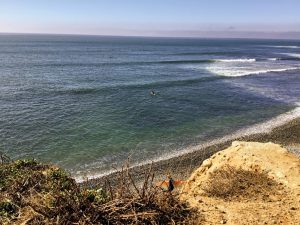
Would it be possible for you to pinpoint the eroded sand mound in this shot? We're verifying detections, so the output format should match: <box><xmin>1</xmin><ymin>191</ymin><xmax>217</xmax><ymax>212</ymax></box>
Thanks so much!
<box><xmin>181</xmin><ymin>141</ymin><xmax>300</xmax><ymax>225</ymax></box>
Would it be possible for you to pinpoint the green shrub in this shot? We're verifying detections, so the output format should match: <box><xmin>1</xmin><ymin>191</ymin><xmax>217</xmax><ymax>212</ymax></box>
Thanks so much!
<box><xmin>0</xmin><ymin>201</ymin><xmax>17</xmax><ymax>216</ymax></box>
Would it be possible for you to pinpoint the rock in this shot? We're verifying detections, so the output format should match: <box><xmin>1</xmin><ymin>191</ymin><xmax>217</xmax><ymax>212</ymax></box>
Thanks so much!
<box><xmin>202</xmin><ymin>159</ymin><xmax>212</xmax><ymax>168</ymax></box>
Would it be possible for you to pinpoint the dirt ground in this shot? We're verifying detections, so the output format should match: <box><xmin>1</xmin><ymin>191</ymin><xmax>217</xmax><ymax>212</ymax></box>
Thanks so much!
<box><xmin>180</xmin><ymin>141</ymin><xmax>300</xmax><ymax>225</ymax></box>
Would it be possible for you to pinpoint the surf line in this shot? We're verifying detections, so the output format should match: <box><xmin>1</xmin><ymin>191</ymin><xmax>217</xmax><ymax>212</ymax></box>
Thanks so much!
<box><xmin>75</xmin><ymin>105</ymin><xmax>300</xmax><ymax>183</ymax></box>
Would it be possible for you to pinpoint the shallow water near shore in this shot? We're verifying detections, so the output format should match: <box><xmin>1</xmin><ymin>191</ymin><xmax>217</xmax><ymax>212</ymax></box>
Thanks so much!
<box><xmin>0</xmin><ymin>34</ymin><xmax>300</xmax><ymax>179</ymax></box>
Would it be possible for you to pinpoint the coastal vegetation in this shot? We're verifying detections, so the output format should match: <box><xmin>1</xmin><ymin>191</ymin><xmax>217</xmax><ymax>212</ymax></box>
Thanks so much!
<box><xmin>1</xmin><ymin>138</ymin><xmax>300</xmax><ymax>224</ymax></box>
<box><xmin>0</xmin><ymin>155</ymin><xmax>198</xmax><ymax>224</ymax></box>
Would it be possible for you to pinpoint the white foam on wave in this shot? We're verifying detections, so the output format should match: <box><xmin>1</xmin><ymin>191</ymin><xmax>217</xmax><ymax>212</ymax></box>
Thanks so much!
<box><xmin>75</xmin><ymin>105</ymin><xmax>300</xmax><ymax>183</ymax></box>
<box><xmin>207</xmin><ymin>66</ymin><xmax>299</xmax><ymax>77</ymax></box>
<box><xmin>189</xmin><ymin>55</ymin><xmax>300</xmax><ymax>77</ymax></box>
<box><xmin>263</xmin><ymin>45</ymin><xmax>300</xmax><ymax>49</ymax></box>
<box><xmin>267</xmin><ymin>58</ymin><xmax>280</xmax><ymax>61</ymax></box>
<box><xmin>281</xmin><ymin>53</ymin><xmax>300</xmax><ymax>59</ymax></box>
<box><xmin>216</xmin><ymin>58</ymin><xmax>256</xmax><ymax>62</ymax></box>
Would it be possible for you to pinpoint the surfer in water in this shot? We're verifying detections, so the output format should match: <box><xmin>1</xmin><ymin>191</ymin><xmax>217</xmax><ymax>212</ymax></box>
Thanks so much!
<box><xmin>150</xmin><ymin>90</ymin><xmax>156</xmax><ymax>96</ymax></box>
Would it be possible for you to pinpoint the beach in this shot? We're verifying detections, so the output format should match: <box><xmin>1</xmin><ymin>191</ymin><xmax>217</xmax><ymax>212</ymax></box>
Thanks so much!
<box><xmin>2</xmin><ymin>2</ymin><xmax>300</xmax><ymax>224</ymax></box>
<box><xmin>82</xmin><ymin>110</ymin><xmax>300</xmax><ymax>187</ymax></box>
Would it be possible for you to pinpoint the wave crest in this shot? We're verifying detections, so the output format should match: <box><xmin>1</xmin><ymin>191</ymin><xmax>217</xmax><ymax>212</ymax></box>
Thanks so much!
<box><xmin>207</xmin><ymin>67</ymin><xmax>299</xmax><ymax>77</ymax></box>
<box><xmin>216</xmin><ymin>58</ymin><xmax>256</xmax><ymax>62</ymax></box>
<box><xmin>281</xmin><ymin>53</ymin><xmax>300</xmax><ymax>59</ymax></box>
<box><xmin>262</xmin><ymin>45</ymin><xmax>300</xmax><ymax>49</ymax></box>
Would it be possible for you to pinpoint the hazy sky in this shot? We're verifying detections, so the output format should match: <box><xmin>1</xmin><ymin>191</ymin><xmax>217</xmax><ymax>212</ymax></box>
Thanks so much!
<box><xmin>1</xmin><ymin>0</ymin><xmax>300</xmax><ymax>38</ymax></box>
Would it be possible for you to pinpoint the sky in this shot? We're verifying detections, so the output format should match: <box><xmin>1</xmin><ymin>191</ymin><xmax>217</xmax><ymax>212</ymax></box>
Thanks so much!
<box><xmin>0</xmin><ymin>0</ymin><xmax>300</xmax><ymax>39</ymax></box>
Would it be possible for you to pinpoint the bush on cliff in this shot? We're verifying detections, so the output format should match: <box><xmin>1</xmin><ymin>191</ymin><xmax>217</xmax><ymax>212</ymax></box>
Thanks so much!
<box><xmin>0</xmin><ymin>157</ymin><xmax>197</xmax><ymax>224</ymax></box>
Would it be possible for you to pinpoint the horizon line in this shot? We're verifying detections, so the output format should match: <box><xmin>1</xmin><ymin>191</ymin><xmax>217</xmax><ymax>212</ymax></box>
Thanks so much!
<box><xmin>1</xmin><ymin>31</ymin><xmax>300</xmax><ymax>41</ymax></box>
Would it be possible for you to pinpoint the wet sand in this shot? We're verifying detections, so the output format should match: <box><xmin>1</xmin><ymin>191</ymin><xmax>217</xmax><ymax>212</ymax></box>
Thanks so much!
<box><xmin>82</xmin><ymin>117</ymin><xmax>300</xmax><ymax>188</ymax></box>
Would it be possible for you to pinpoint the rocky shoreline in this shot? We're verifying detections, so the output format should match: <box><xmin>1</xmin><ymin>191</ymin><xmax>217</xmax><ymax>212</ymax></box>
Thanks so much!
<box><xmin>82</xmin><ymin>117</ymin><xmax>300</xmax><ymax>188</ymax></box>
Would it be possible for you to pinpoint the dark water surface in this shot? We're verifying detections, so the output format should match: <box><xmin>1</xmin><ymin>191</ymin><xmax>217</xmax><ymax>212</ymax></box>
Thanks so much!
<box><xmin>1</xmin><ymin>34</ymin><xmax>300</xmax><ymax>178</ymax></box>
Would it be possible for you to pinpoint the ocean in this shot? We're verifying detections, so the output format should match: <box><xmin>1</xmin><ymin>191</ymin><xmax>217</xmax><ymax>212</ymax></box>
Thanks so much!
<box><xmin>1</xmin><ymin>34</ymin><xmax>300</xmax><ymax>180</ymax></box>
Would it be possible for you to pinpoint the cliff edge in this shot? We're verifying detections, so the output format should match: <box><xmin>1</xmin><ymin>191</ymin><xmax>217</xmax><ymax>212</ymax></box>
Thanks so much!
<box><xmin>181</xmin><ymin>141</ymin><xmax>300</xmax><ymax>225</ymax></box>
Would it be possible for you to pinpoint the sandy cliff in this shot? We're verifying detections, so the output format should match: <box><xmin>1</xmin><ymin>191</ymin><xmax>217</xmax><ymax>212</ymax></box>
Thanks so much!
<box><xmin>181</xmin><ymin>141</ymin><xmax>300</xmax><ymax>225</ymax></box>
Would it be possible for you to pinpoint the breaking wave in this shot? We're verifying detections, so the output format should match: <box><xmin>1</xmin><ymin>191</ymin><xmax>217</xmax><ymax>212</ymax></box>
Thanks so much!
<box><xmin>263</xmin><ymin>45</ymin><xmax>300</xmax><ymax>49</ymax></box>
<box><xmin>207</xmin><ymin>67</ymin><xmax>299</xmax><ymax>77</ymax></box>
<box><xmin>281</xmin><ymin>53</ymin><xmax>300</xmax><ymax>59</ymax></box>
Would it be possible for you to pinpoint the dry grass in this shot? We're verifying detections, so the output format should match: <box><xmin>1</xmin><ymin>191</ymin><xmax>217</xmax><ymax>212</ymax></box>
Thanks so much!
<box><xmin>202</xmin><ymin>165</ymin><xmax>283</xmax><ymax>201</ymax></box>
<box><xmin>0</xmin><ymin>154</ymin><xmax>199</xmax><ymax>225</ymax></box>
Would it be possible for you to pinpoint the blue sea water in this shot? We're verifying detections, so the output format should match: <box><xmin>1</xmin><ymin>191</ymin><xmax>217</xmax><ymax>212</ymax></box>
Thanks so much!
<box><xmin>0</xmin><ymin>34</ymin><xmax>300</xmax><ymax>179</ymax></box>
